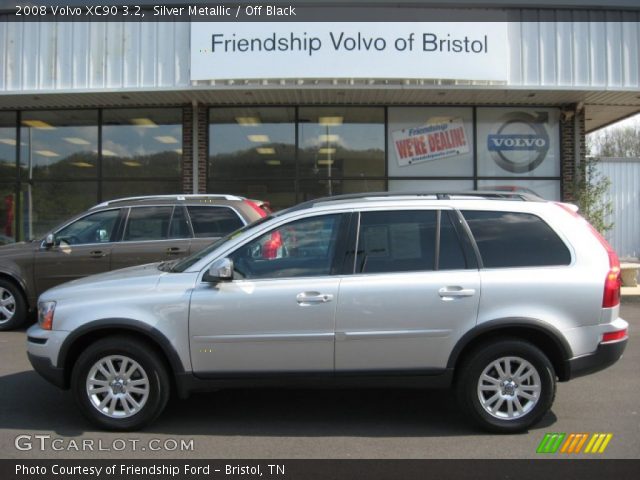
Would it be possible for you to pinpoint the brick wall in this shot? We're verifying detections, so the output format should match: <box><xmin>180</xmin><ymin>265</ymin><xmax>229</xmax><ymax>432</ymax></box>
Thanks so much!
<box><xmin>181</xmin><ymin>105</ymin><xmax>209</xmax><ymax>194</ymax></box>
<box><xmin>560</xmin><ymin>108</ymin><xmax>586</xmax><ymax>201</ymax></box>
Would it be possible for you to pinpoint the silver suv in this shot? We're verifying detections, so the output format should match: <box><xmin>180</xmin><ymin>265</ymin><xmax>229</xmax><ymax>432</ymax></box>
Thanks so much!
<box><xmin>26</xmin><ymin>192</ymin><xmax>628</xmax><ymax>432</ymax></box>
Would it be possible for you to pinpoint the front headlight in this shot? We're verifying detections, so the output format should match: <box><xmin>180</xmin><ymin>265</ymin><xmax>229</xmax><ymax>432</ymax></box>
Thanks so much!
<box><xmin>37</xmin><ymin>301</ymin><xmax>56</xmax><ymax>330</ymax></box>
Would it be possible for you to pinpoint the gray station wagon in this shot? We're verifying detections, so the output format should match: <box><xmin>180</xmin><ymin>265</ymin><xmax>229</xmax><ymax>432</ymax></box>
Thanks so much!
<box><xmin>0</xmin><ymin>194</ymin><xmax>268</xmax><ymax>330</ymax></box>
<box><xmin>26</xmin><ymin>192</ymin><xmax>628</xmax><ymax>432</ymax></box>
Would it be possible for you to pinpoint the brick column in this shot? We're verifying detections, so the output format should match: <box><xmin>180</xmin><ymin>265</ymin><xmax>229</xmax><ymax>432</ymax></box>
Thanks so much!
<box><xmin>560</xmin><ymin>108</ymin><xmax>586</xmax><ymax>202</ymax></box>
<box><xmin>181</xmin><ymin>106</ymin><xmax>193</xmax><ymax>194</ymax></box>
<box><xmin>197</xmin><ymin>107</ymin><xmax>208</xmax><ymax>194</ymax></box>
<box><xmin>181</xmin><ymin>105</ymin><xmax>209</xmax><ymax>194</ymax></box>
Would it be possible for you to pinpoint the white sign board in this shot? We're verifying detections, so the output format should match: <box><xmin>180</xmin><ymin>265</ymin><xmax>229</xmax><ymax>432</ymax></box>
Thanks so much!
<box><xmin>191</xmin><ymin>22</ymin><xmax>508</xmax><ymax>81</ymax></box>
<box><xmin>392</xmin><ymin>119</ymin><xmax>470</xmax><ymax>167</ymax></box>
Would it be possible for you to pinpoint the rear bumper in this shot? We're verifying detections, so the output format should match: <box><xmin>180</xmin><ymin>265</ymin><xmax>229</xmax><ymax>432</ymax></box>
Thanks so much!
<box><xmin>566</xmin><ymin>339</ymin><xmax>627</xmax><ymax>380</ymax></box>
<box><xmin>27</xmin><ymin>352</ymin><xmax>67</xmax><ymax>389</ymax></box>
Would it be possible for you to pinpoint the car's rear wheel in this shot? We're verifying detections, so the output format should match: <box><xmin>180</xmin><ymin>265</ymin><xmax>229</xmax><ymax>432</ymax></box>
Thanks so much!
<box><xmin>456</xmin><ymin>339</ymin><xmax>556</xmax><ymax>433</ymax></box>
<box><xmin>0</xmin><ymin>278</ymin><xmax>27</xmax><ymax>331</ymax></box>
<box><xmin>71</xmin><ymin>336</ymin><xmax>170</xmax><ymax>431</ymax></box>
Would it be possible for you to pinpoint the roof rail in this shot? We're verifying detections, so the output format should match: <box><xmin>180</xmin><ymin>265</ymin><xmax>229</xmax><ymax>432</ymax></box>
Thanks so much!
<box><xmin>91</xmin><ymin>194</ymin><xmax>244</xmax><ymax>209</ymax></box>
<box><xmin>285</xmin><ymin>190</ymin><xmax>544</xmax><ymax>213</ymax></box>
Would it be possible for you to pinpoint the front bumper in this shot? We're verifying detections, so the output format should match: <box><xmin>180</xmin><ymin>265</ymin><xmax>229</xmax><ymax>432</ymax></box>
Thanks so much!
<box><xmin>27</xmin><ymin>351</ymin><xmax>67</xmax><ymax>389</ymax></box>
<box><xmin>566</xmin><ymin>339</ymin><xmax>628</xmax><ymax>380</ymax></box>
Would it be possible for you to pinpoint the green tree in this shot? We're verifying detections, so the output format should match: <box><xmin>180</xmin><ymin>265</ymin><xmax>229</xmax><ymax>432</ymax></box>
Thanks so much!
<box><xmin>568</xmin><ymin>156</ymin><xmax>613</xmax><ymax>235</ymax></box>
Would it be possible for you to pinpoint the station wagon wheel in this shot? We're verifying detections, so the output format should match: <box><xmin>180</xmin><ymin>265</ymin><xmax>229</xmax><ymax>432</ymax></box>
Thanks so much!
<box><xmin>477</xmin><ymin>356</ymin><xmax>542</xmax><ymax>420</ymax></box>
<box><xmin>72</xmin><ymin>336</ymin><xmax>170</xmax><ymax>431</ymax></box>
<box><xmin>86</xmin><ymin>355</ymin><xmax>150</xmax><ymax>419</ymax></box>
<box><xmin>456</xmin><ymin>339</ymin><xmax>555</xmax><ymax>433</ymax></box>
<box><xmin>0</xmin><ymin>279</ymin><xmax>27</xmax><ymax>331</ymax></box>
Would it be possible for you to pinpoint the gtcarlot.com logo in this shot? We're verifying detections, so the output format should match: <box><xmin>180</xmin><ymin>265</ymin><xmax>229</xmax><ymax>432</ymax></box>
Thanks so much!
<box><xmin>536</xmin><ymin>433</ymin><xmax>613</xmax><ymax>454</ymax></box>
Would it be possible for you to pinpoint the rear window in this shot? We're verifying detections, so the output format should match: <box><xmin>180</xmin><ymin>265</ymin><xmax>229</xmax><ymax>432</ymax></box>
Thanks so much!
<box><xmin>187</xmin><ymin>206</ymin><xmax>244</xmax><ymax>238</ymax></box>
<box><xmin>462</xmin><ymin>210</ymin><xmax>571</xmax><ymax>268</ymax></box>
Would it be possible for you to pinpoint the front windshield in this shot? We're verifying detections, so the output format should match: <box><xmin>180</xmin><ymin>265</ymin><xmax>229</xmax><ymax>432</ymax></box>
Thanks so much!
<box><xmin>169</xmin><ymin>216</ymin><xmax>273</xmax><ymax>273</ymax></box>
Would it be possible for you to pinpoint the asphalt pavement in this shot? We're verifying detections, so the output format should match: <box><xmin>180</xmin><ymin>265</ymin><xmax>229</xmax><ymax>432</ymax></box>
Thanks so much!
<box><xmin>0</xmin><ymin>300</ymin><xmax>638</xmax><ymax>459</ymax></box>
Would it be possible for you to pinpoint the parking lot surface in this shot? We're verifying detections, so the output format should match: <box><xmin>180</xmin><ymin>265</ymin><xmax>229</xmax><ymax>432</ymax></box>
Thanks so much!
<box><xmin>1</xmin><ymin>300</ymin><xmax>638</xmax><ymax>459</ymax></box>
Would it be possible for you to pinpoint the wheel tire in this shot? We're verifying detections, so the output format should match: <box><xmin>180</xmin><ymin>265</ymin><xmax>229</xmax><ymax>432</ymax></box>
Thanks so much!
<box><xmin>456</xmin><ymin>338</ymin><xmax>556</xmax><ymax>433</ymax></box>
<box><xmin>71</xmin><ymin>336</ymin><xmax>170</xmax><ymax>431</ymax></box>
<box><xmin>0</xmin><ymin>278</ymin><xmax>27</xmax><ymax>331</ymax></box>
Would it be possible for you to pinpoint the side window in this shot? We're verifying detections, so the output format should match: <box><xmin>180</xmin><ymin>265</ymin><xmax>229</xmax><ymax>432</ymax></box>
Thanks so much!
<box><xmin>187</xmin><ymin>206</ymin><xmax>244</xmax><ymax>238</ymax></box>
<box><xmin>169</xmin><ymin>206</ymin><xmax>191</xmax><ymax>239</ymax></box>
<box><xmin>229</xmin><ymin>214</ymin><xmax>341</xmax><ymax>279</ymax></box>
<box><xmin>55</xmin><ymin>209</ymin><xmax>120</xmax><ymax>245</ymax></box>
<box><xmin>439</xmin><ymin>212</ymin><xmax>469</xmax><ymax>270</ymax></box>
<box><xmin>462</xmin><ymin>210</ymin><xmax>571</xmax><ymax>268</ymax></box>
<box><xmin>356</xmin><ymin>210</ymin><xmax>437</xmax><ymax>273</ymax></box>
<box><xmin>123</xmin><ymin>206</ymin><xmax>173</xmax><ymax>241</ymax></box>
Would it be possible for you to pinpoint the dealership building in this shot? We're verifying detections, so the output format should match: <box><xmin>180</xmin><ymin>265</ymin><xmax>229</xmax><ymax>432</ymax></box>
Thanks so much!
<box><xmin>1</xmin><ymin>0</ymin><xmax>639</xmax><ymax>241</ymax></box>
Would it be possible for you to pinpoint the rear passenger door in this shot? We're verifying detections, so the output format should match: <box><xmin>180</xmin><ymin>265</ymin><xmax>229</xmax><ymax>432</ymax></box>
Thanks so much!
<box><xmin>334</xmin><ymin>209</ymin><xmax>480</xmax><ymax>372</ymax></box>
<box><xmin>110</xmin><ymin>205</ymin><xmax>192</xmax><ymax>270</ymax></box>
<box><xmin>187</xmin><ymin>205</ymin><xmax>246</xmax><ymax>255</ymax></box>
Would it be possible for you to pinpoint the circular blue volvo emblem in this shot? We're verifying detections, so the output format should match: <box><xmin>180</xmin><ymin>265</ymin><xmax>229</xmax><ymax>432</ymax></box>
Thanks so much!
<box><xmin>487</xmin><ymin>112</ymin><xmax>550</xmax><ymax>173</ymax></box>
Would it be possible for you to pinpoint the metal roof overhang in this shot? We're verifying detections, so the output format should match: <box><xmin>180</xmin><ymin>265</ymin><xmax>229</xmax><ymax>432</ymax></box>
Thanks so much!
<box><xmin>1</xmin><ymin>84</ymin><xmax>638</xmax><ymax>133</ymax></box>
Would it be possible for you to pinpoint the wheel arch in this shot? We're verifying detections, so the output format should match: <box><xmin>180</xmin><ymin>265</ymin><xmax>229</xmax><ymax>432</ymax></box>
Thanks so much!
<box><xmin>447</xmin><ymin>318</ymin><xmax>573</xmax><ymax>382</ymax></box>
<box><xmin>58</xmin><ymin>319</ymin><xmax>185</xmax><ymax>389</ymax></box>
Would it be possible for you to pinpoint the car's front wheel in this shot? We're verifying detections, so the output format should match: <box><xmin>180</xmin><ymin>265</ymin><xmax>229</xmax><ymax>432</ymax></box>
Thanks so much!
<box><xmin>71</xmin><ymin>336</ymin><xmax>170</xmax><ymax>431</ymax></box>
<box><xmin>456</xmin><ymin>338</ymin><xmax>556</xmax><ymax>433</ymax></box>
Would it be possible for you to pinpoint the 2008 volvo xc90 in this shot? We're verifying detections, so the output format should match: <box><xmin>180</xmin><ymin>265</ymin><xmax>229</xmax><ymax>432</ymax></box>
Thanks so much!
<box><xmin>26</xmin><ymin>192</ymin><xmax>628</xmax><ymax>432</ymax></box>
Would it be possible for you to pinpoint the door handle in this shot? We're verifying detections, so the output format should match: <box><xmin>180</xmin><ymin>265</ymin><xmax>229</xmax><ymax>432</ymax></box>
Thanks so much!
<box><xmin>438</xmin><ymin>287</ymin><xmax>476</xmax><ymax>299</ymax></box>
<box><xmin>166</xmin><ymin>247</ymin><xmax>185</xmax><ymax>255</ymax></box>
<box><xmin>89</xmin><ymin>250</ymin><xmax>107</xmax><ymax>258</ymax></box>
<box><xmin>296</xmin><ymin>292</ymin><xmax>334</xmax><ymax>305</ymax></box>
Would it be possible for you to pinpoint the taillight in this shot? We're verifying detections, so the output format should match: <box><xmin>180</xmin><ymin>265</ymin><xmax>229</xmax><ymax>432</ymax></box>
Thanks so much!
<box><xmin>602</xmin><ymin>328</ymin><xmax>627</xmax><ymax>343</ymax></box>
<box><xmin>555</xmin><ymin>202</ymin><xmax>621</xmax><ymax>308</ymax></box>
<box><xmin>244</xmin><ymin>199</ymin><xmax>268</xmax><ymax>218</ymax></box>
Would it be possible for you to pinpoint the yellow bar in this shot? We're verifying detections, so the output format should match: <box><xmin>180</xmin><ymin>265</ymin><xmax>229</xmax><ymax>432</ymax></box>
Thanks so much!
<box><xmin>584</xmin><ymin>434</ymin><xmax>598</xmax><ymax>453</ymax></box>
<box><xmin>598</xmin><ymin>434</ymin><xmax>613</xmax><ymax>453</ymax></box>
<box><xmin>574</xmin><ymin>434</ymin><xmax>589</xmax><ymax>454</ymax></box>
<box><xmin>590</xmin><ymin>434</ymin><xmax>606</xmax><ymax>453</ymax></box>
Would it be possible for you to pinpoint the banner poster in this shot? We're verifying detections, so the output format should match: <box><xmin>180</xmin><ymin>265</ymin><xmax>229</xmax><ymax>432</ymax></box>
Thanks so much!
<box><xmin>392</xmin><ymin>119</ymin><xmax>469</xmax><ymax>167</ymax></box>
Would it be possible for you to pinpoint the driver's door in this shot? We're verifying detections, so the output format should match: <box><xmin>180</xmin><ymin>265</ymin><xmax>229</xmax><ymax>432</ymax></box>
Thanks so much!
<box><xmin>34</xmin><ymin>208</ymin><xmax>122</xmax><ymax>294</ymax></box>
<box><xmin>189</xmin><ymin>213</ymin><xmax>349</xmax><ymax>376</ymax></box>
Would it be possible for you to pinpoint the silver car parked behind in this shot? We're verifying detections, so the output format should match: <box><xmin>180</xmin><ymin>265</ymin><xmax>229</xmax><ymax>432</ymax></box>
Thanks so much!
<box><xmin>26</xmin><ymin>192</ymin><xmax>628</xmax><ymax>432</ymax></box>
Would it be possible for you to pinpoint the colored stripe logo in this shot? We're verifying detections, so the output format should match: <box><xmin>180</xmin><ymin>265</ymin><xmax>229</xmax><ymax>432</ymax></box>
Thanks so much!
<box><xmin>537</xmin><ymin>433</ymin><xmax>613</xmax><ymax>454</ymax></box>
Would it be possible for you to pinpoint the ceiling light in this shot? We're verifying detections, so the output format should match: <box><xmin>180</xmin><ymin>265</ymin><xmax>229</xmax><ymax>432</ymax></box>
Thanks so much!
<box><xmin>64</xmin><ymin>137</ymin><xmax>91</xmax><ymax>145</ymax></box>
<box><xmin>130</xmin><ymin>118</ymin><xmax>158</xmax><ymax>127</ymax></box>
<box><xmin>319</xmin><ymin>147</ymin><xmax>336</xmax><ymax>155</ymax></box>
<box><xmin>22</xmin><ymin>120</ymin><xmax>55</xmax><ymax>129</ymax></box>
<box><xmin>236</xmin><ymin>117</ymin><xmax>261</xmax><ymax>126</ymax></box>
<box><xmin>317</xmin><ymin>159</ymin><xmax>335</xmax><ymax>166</ymax></box>
<box><xmin>256</xmin><ymin>147</ymin><xmax>275</xmax><ymax>155</ymax></box>
<box><xmin>101</xmin><ymin>149</ymin><xmax>117</xmax><ymax>156</ymax></box>
<box><xmin>0</xmin><ymin>138</ymin><xmax>17</xmax><ymax>146</ymax></box>
<box><xmin>154</xmin><ymin>135</ymin><xmax>179</xmax><ymax>144</ymax></box>
<box><xmin>425</xmin><ymin>117</ymin><xmax>455</xmax><ymax>125</ymax></box>
<box><xmin>174</xmin><ymin>148</ymin><xmax>183</xmax><ymax>154</ymax></box>
<box><xmin>248</xmin><ymin>134</ymin><xmax>270</xmax><ymax>143</ymax></box>
<box><xmin>122</xmin><ymin>161</ymin><xmax>142</xmax><ymax>167</ymax></box>
<box><xmin>71</xmin><ymin>161</ymin><xmax>94</xmax><ymax>168</ymax></box>
<box><xmin>318</xmin><ymin>116</ymin><xmax>343</xmax><ymax>126</ymax></box>
<box><xmin>319</xmin><ymin>134</ymin><xmax>340</xmax><ymax>143</ymax></box>
<box><xmin>265</xmin><ymin>160</ymin><xmax>281</xmax><ymax>166</ymax></box>
<box><xmin>35</xmin><ymin>150</ymin><xmax>59</xmax><ymax>157</ymax></box>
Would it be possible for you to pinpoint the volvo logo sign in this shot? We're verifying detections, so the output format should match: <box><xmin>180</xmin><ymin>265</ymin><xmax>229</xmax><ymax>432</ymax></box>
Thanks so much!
<box><xmin>487</xmin><ymin>111</ymin><xmax>550</xmax><ymax>173</ymax></box>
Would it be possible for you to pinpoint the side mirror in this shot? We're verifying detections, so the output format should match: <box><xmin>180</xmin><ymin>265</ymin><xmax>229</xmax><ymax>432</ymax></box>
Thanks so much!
<box><xmin>44</xmin><ymin>233</ymin><xmax>55</xmax><ymax>248</ymax></box>
<box><xmin>203</xmin><ymin>257</ymin><xmax>234</xmax><ymax>283</ymax></box>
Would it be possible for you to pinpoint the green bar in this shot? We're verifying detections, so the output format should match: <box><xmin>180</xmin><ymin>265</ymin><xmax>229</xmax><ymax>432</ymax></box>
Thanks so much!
<box><xmin>537</xmin><ymin>433</ymin><xmax>566</xmax><ymax>454</ymax></box>
<box><xmin>537</xmin><ymin>433</ymin><xmax>554</xmax><ymax>453</ymax></box>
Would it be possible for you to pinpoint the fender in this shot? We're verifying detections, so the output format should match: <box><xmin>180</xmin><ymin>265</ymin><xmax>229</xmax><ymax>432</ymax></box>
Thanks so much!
<box><xmin>0</xmin><ymin>265</ymin><xmax>32</xmax><ymax>307</ymax></box>
<box><xmin>447</xmin><ymin>317</ymin><xmax>573</xmax><ymax>370</ymax></box>
<box><xmin>57</xmin><ymin>318</ymin><xmax>186</xmax><ymax>377</ymax></box>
